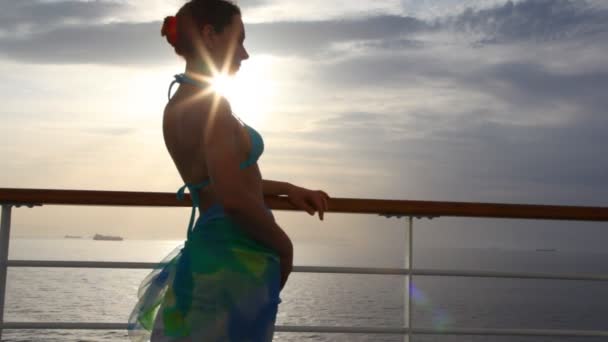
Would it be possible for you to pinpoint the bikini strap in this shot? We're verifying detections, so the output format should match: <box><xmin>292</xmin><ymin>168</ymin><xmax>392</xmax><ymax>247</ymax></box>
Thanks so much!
<box><xmin>169</xmin><ymin>73</ymin><xmax>213</xmax><ymax>100</ymax></box>
<box><xmin>176</xmin><ymin>180</ymin><xmax>210</xmax><ymax>237</ymax></box>
<box><xmin>167</xmin><ymin>74</ymin><xmax>181</xmax><ymax>100</ymax></box>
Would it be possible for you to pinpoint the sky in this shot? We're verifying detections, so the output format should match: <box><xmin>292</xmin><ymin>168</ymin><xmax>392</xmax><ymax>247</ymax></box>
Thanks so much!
<box><xmin>1</xmin><ymin>0</ymin><xmax>608</xmax><ymax>256</ymax></box>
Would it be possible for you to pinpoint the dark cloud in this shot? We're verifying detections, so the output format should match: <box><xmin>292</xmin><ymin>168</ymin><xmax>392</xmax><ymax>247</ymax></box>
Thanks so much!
<box><xmin>246</xmin><ymin>15</ymin><xmax>429</xmax><ymax>56</ymax></box>
<box><xmin>248</xmin><ymin>0</ymin><xmax>608</xmax><ymax>56</ymax></box>
<box><xmin>0</xmin><ymin>22</ymin><xmax>171</xmax><ymax>65</ymax></box>
<box><xmin>445</xmin><ymin>0</ymin><xmax>608</xmax><ymax>44</ymax></box>
<box><xmin>2</xmin><ymin>0</ymin><xmax>608</xmax><ymax>64</ymax></box>
<box><xmin>353</xmin><ymin>37</ymin><xmax>425</xmax><ymax>50</ymax></box>
<box><xmin>317</xmin><ymin>63</ymin><xmax>608</xmax><ymax>207</ymax></box>
<box><xmin>0</xmin><ymin>0</ymin><xmax>125</xmax><ymax>33</ymax></box>
<box><xmin>0</xmin><ymin>0</ymin><xmax>268</xmax><ymax>35</ymax></box>
<box><xmin>314</xmin><ymin>52</ymin><xmax>454</xmax><ymax>86</ymax></box>
<box><xmin>466</xmin><ymin>61</ymin><xmax>608</xmax><ymax>112</ymax></box>
<box><xmin>423</xmin><ymin>115</ymin><xmax>608</xmax><ymax>205</ymax></box>
<box><xmin>292</xmin><ymin>103</ymin><xmax>608</xmax><ymax>206</ymax></box>
<box><xmin>0</xmin><ymin>12</ymin><xmax>428</xmax><ymax>64</ymax></box>
<box><xmin>0</xmin><ymin>0</ymin><xmax>277</xmax><ymax>64</ymax></box>
<box><xmin>312</xmin><ymin>50</ymin><xmax>608</xmax><ymax>127</ymax></box>
<box><xmin>0</xmin><ymin>0</ymin><xmax>430</xmax><ymax>63</ymax></box>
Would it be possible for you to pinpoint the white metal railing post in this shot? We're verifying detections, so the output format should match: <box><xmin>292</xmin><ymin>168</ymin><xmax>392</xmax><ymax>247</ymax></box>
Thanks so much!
<box><xmin>404</xmin><ymin>216</ymin><xmax>413</xmax><ymax>342</ymax></box>
<box><xmin>0</xmin><ymin>204</ymin><xmax>13</xmax><ymax>340</ymax></box>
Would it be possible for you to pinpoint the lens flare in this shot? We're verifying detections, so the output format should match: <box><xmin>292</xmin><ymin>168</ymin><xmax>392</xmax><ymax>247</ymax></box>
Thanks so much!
<box><xmin>210</xmin><ymin>73</ymin><xmax>234</xmax><ymax>98</ymax></box>
<box><xmin>206</xmin><ymin>57</ymin><xmax>276</xmax><ymax>127</ymax></box>
<box><xmin>177</xmin><ymin>33</ymin><xmax>275</xmax><ymax>128</ymax></box>
<box><xmin>410</xmin><ymin>283</ymin><xmax>453</xmax><ymax>331</ymax></box>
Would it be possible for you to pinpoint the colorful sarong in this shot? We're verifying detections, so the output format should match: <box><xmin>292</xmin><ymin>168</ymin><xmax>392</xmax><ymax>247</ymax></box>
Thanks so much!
<box><xmin>129</xmin><ymin>204</ymin><xmax>282</xmax><ymax>341</ymax></box>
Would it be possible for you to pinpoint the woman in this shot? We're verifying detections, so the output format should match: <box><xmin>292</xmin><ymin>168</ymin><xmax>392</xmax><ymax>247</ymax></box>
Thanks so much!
<box><xmin>128</xmin><ymin>0</ymin><xmax>330</xmax><ymax>341</ymax></box>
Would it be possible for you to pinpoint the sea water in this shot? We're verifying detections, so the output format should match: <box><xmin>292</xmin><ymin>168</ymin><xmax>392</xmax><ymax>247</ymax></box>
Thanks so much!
<box><xmin>5</xmin><ymin>239</ymin><xmax>608</xmax><ymax>341</ymax></box>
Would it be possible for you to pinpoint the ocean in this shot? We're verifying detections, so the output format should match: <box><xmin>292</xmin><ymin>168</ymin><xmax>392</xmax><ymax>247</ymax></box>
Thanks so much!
<box><xmin>5</xmin><ymin>239</ymin><xmax>608</xmax><ymax>341</ymax></box>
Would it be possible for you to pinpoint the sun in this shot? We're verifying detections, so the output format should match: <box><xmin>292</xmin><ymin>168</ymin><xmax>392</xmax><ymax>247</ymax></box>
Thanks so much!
<box><xmin>210</xmin><ymin>74</ymin><xmax>233</xmax><ymax>98</ymax></box>
<box><xmin>210</xmin><ymin>56</ymin><xmax>277</xmax><ymax>127</ymax></box>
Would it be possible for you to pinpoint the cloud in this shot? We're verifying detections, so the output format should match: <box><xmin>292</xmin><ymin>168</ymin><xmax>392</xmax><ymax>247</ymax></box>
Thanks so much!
<box><xmin>0</xmin><ymin>0</ymin><xmax>292</xmax><ymax>64</ymax></box>
<box><xmin>0</xmin><ymin>13</ymin><xmax>429</xmax><ymax>64</ymax></box>
<box><xmin>444</xmin><ymin>0</ymin><xmax>608</xmax><ymax>44</ymax></box>
<box><xmin>277</xmin><ymin>33</ymin><xmax>608</xmax><ymax>204</ymax></box>
<box><xmin>0</xmin><ymin>0</ymin><xmax>268</xmax><ymax>35</ymax></box>
<box><xmin>465</xmin><ymin>61</ymin><xmax>608</xmax><ymax>116</ymax></box>
<box><xmin>308</xmin><ymin>38</ymin><xmax>608</xmax><ymax>128</ymax></box>
<box><xmin>287</xmin><ymin>101</ymin><xmax>608</xmax><ymax>206</ymax></box>
<box><xmin>246</xmin><ymin>15</ymin><xmax>429</xmax><ymax>56</ymax></box>
<box><xmin>0</xmin><ymin>22</ymin><xmax>170</xmax><ymax>65</ymax></box>
<box><xmin>1</xmin><ymin>0</ymin><xmax>608</xmax><ymax>64</ymax></box>
<box><xmin>423</xmin><ymin>115</ymin><xmax>608</xmax><ymax>205</ymax></box>
<box><xmin>0</xmin><ymin>0</ymin><xmax>126</xmax><ymax>34</ymax></box>
<box><xmin>401</xmin><ymin>0</ymin><xmax>513</xmax><ymax>19</ymax></box>
<box><xmin>314</xmin><ymin>62</ymin><xmax>608</xmax><ymax>203</ymax></box>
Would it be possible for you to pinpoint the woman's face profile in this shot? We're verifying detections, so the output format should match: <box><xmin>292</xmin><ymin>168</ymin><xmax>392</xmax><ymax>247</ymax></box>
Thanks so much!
<box><xmin>206</xmin><ymin>15</ymin><xmax>249</xmax><ymax>75</ymax></box>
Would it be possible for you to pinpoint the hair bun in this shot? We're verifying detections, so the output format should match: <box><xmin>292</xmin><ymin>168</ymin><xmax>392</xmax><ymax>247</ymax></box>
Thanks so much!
<box><xmin>161</xmin><ymin>16</ymin><xmax>178</xmax><ymax>47</ymax></box>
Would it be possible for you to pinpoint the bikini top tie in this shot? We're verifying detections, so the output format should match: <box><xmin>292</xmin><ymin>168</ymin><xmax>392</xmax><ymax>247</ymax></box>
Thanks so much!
<box><xmin>169</xmin><ymin>73</ymin><xmax>264</xmax><ymax>236</ymax></box>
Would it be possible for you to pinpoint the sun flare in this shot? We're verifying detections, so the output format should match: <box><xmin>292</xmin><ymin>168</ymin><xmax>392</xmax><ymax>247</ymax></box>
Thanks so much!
<box><xmin>210</xmin><ymin>56</ymin><xmax>277</xmax><ymax>127</ymax></box>
<box><xmin>210</xmin><ymin>74</ymin><xmax>233</xmax><ymax>97</ymax></box>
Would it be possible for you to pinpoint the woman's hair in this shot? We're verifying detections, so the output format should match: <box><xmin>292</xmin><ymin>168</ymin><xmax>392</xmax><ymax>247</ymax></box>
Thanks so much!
<box><xmin>161</xmin><ymin>0</ymin><xmax>241</xmax><ymax>59</ymax></box>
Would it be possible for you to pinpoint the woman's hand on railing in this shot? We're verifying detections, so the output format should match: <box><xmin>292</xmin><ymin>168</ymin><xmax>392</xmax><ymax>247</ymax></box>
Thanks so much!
<box><xmin>285</xmin><ymin>184</ymin><xmax>330</xmax><ymax>220</ymax></box>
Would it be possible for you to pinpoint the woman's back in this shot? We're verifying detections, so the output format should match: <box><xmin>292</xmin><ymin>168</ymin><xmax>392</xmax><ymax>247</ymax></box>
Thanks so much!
<box><xmin>163</xmin><ymin>84</ymin><xmax>264</xmax><ymax>212</ymax></box>
<box><xmin>163</xmin><ymin>86</ymin><xmax>212</xmax><ymax>182</ymax></box>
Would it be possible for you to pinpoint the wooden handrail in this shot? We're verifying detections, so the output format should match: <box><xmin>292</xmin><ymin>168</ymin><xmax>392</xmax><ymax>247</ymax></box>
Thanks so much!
<box><xmin>1</xmin><ymin>187</ymin><xmax>608</xmax><ymax>221</ymax></box>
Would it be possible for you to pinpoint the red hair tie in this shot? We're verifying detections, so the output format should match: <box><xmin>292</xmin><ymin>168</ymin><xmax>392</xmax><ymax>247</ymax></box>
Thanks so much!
<box><xmin>162</xmin><ymin>16</ymin><xmax>178</xmax><ymax>46</ymax></box>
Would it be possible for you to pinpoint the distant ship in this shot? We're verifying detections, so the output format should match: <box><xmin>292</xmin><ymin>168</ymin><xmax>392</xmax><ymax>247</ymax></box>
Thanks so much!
<box><xmin>64</xmin><ymin>235</ymin><xmax>82</xmax><ymax>239</ymax></box>
<box><xmin>93</xmin><ymin>234</ymin><xmax>123</xmax><ymax>241</ymax></box>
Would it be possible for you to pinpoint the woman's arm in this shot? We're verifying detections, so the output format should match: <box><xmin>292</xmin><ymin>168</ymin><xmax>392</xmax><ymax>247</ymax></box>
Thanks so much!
<box><xmin>264</xmin><ymin>179</ymin><xmax>330</xmax><ymax>221</ymax></box>
<box><xmin>262</xmin><ymin>179</ymin><xmax>294</xmax><ymax>196</ymax></box>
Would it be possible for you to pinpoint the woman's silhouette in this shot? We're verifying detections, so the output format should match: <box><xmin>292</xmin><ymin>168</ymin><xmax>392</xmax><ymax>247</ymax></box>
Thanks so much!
<box><xmin>129</xmin><ymin>0</ymin><xmax>329</xmax><ymax>340</ymax></box>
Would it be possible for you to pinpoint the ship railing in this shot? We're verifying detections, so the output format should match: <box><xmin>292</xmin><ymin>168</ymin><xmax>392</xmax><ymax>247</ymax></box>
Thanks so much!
<box><xmin>1</xmin><ymin>188</ymin><xmax>608</xmax><ymax>340</ymax></box>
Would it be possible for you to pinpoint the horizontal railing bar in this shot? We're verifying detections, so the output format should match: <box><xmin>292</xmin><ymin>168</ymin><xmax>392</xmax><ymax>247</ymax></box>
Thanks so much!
<box><xmin>2</xmin><ymin>188</ymin><xmax>608</xmax><ymax>221</ymax></box>
<box><xmin>8</xmin><ymin>260</ymin><xmax>409</xmax><ymax>274</ymax></box>
<box><xmin>8</xmin><ymin>260</ymin><xmax>161</xmax><ymax>269</ymax></box>
<box><xmin>278</xmin><ymin>325</ymin><xmax>406</xmax><ymax>334</ymax></box>
<box><xmin>2</xmin><ymin>322</ymin><xmax>126</xmax><ymax>330</ymax></box>
<box><xmin>413</xmin><ymin>268</ymin><xmax>608</xmax><ymax>281</ymax></box>
<box><xmin>414</xmin><ymin>327</ymin><xmax>608</xmax><ymax>337</ymax></box>
<box><xmin>297</xmin><ymin>266</ymin><xmax>608</xmax><ymax>281</ymax></box>
<box><xmin>8</xmin><ymin>260</ymin><xmax>608</xmax><ymax>281</ymax></box>
<box><xmin>3</xmin><ymin>322</ymin><xmax>608</xmax><ymax>337</ymax></box>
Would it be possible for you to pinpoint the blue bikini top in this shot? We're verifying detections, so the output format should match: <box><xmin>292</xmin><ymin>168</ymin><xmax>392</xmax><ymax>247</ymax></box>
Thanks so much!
<box><xmin>168</xmin><ymin>73</ymin><xmax>265</xmax><ymax>234</ymax></box>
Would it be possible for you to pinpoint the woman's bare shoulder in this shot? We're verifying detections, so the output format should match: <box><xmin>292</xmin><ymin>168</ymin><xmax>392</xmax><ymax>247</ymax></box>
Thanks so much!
<box><xmin>201</xmin><ymin>96</ymin><xmax>241</xmax><ymax>144</ymax></box>
<box><xmin>164</xmin><ymin>91</ymin><xmax>235</xmax><ymax>126</ymax></box>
